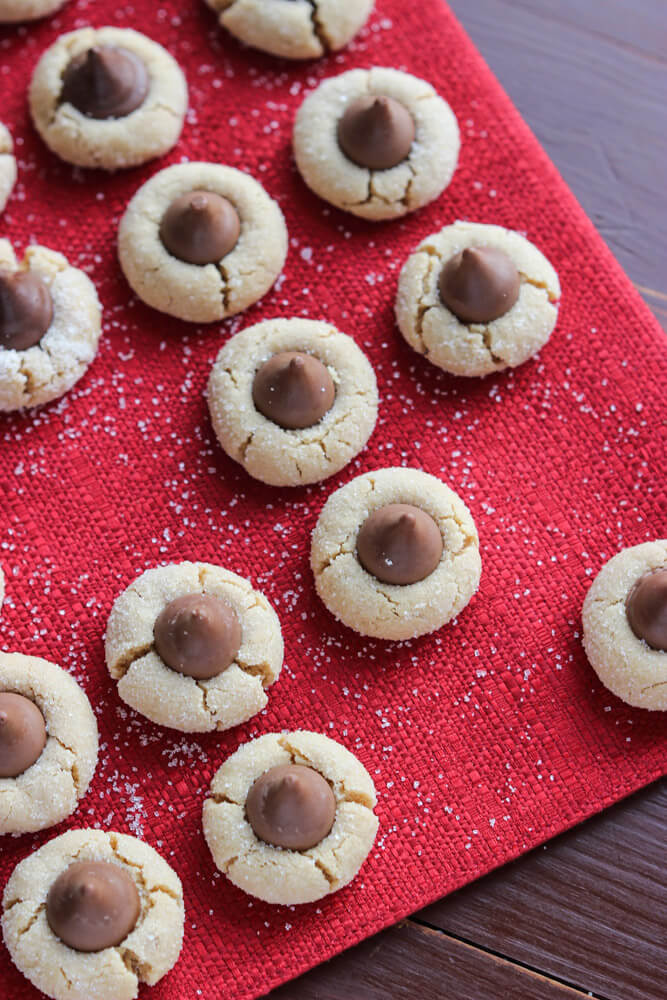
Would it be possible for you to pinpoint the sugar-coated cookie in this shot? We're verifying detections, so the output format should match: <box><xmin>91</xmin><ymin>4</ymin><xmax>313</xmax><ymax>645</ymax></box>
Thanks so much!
<box><xmin>0</xmin><ymin>240</ymin><xmax>102</xmax><ymax>411</ymax></box>
<box><xmin>294</xmin><ymin>67</ymin><xmax>460</xmax><ymax>221</ymax></box>
<box><xmin>396</xmin><ymin>221</ymin><xmax>560</xmax><ymax>377</ymax></box>
<box><xmin>203</xmin><ymin>730</ymin><xmax>378</xmax><ymax>905</ymax></box>
<box><xmin>2</xmin><ymin>829</ymin><xmax>184</xmax><ymax>1000</ymax></box>
<box><xmin>0</xmin><ymin>0</ymin><xmax>67</xmax><ymax>22</ymax></box>
<box><xmin>0</xmin><ymin>123</ymin><xmax>17</xmax><ymax>213</ymax></box>
<box><xmin>207</xmin><ymin>317</ymin><xmax>379</xmax><ymax>487</ymax></box>
<box><xmin>0</xmin><ymin>652</ymin><xmax>98</xmax><ymax>835</ymax></box>
<box><xmin>105</xmin><ymin>562</ymin><xmax>284</xmax><ymax>732</ymax></box>
<box><xmin>311</xmin><ymin>467</ymin><xmax>482</xmax><ymax>640</ymax></box>
<box><xmin>582</xmin><ymin>540</ymin><xmax>667</xmax><ymax>710</ymax></box>
<box><xmin>205</xmin><ymin>0</ymin><xmax>374</xmax><ymax>60</ymax></box>
<box><xmin>29</xmin><ymin>27</ymin><xmax>187</xmax><ymax>170</ymax></box>
<box><xmin>118</xmin><ymin>162</ymin><xmax>288</xmax><ymax>323</ymax></box>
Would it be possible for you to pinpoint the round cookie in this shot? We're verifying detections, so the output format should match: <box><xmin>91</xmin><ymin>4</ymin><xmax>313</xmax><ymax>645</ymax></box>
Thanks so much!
<box><xmin>29</xmin><ymin>27</ymin><xmax>187</xmax><ymax>170</ymax></box>
<box><xmin>311</xmin><ymin>467</ymin><xmax>482</xmax><ymax>640</ymax></box>
<box><xmin>118</xmin><ymin>162</ymin><xmax>288</xmax><ymax>323</ymax></box>
<box><xmin>0</xmin><ymin>652</ymin><xmax>98</xmax><ymax>835</ymax></box>
<box><xmin>0</xmin><ymin>0</ymin><xmax>67</xmax><ymax>21</ymax></box>
<box><xmin>0</xmin><ymin>240</ymin><xmax>102</xmax><ymax>412</ymax></box>
<box><xmin>582</xmin><ymin>540</ymin><xmax>667</xmax><ymax>711</ymax></box>
<box><xmin>205</xmin><ymin>0</ymin><xmax>375</xmax><ymax>60</ymax></box>
<box><xmin>203</xmin><ymin>730</ymin><xmax>378</xmax><ymax>905</ymax></box>
<box><xmin>396</xmin><ymin>220</ymin><xmax>561</xmax><ymax>377</ymax></box>
<box><xmin>105</xmin><ymin>561</ymin><xmax>284</xmax><ymax>732</ymax></box>
<box><xmin>2</xmin><ymin>828</ymin><xmax>184</xmax><ymax>1000</ymax></box>
<box><xmin>0</xmin><ymin>123</ymin><xmax>17</xmax><ymax>214</ymax></box>
<box><xmin>293</xmin><ymin>67</ymin><xmax>460</xmax><ymax>221</ymax></box>
<box><xmin>207</xmin><ymin>318</ymin><xmax>378</xmax><ymax>487</ymax></box>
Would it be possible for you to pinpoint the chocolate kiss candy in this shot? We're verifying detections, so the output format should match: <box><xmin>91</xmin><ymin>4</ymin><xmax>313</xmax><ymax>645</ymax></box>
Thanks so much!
<box><xmin>0</xmin><ymin>692</ymin><xmax>47</xmax><ymax>778</ymax></box>
<box><xmin>46</xmin><ymin>861</ymin><xmax>141</xmax><ymax>953</ymax></box>
<box><xmin>153</xmin><ymin>592</ymin><xmax>242</xmax><ymax>679</ymax></box>
<box><xmin>0</xmin><ymin>270</ymin><xmax>54</xmax><ymax>351</ymax></box>
<box><xmin>626</xmin><ymin>568</ymin><xmax>667</xmax><ymax>652</ymax></box>
<box><xmin>159</xmin><ymin>190</ymin><xmax>241</xmax><ymax>265</ymax></box>
<box><xmin>337</xmin><ymin>95</ymin><xmax>415</xmax><ymax>170</ymax></box>
<box><xmin>439</xmin><ymin>245</ymin><xmax>521</xmax><ymax>324</ymax></box>
<box><xmin>61</xmin><ymin>45</ymin><xmax>149</xmax><ymax>120</ymax></box>
<box><xmin>252</xmin><ymin>351</ymin><xmax>335</xmax><ymax>430</ymax></box>
<box><xmin>246</xmin><ymin>764</ymin><xmax>336</xmax><ymax>850</ymax></box>
<box><xmin>357</xmin><ymin>503</ymin><xmax>443</xmax><ymax>586</ymax></box>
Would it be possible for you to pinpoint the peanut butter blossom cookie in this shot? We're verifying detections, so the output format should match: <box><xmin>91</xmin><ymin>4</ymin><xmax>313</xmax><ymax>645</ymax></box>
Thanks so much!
<box><xmin>582</xmin><ymin>540</ymin><xmax>667</xmax><ymax>710</ymax></box>
<box><xmin>293</xmin><ymin>67</ymin><xmax>460</xmax><ymax>220</ymax></box>
<box><xmin>105</xmin><ymin>561</ymin><xmax>283</xmax><ymax>732</ymax></box>
<box><xmin>207</xmin><ymin>317</ymin><xmax>379</xmax><ymax>486</ymax></box>
<box><xmin>396</xmin><ymin>220</ymin><xmax>561</xmax><ymax>377</ymax></box>
<box><xmin>29</xmin><ymin>27</ymin><xmax>187</xmax><ymax>170</ymax></box>
<box><xmin>2</xmin><ymin>829</ymin><xmax>184</xmax><ymax>1000</ymax></box>
<box><xmin>204</xmin><ymin>0</ymin><xmax>375</xmax><ymax>60</ymax></box>
<box><xmin>0</xmin><ymin>0</ymin><xmax>67</xmax><ymax>21</ymax></box>
<box><xmin>311</xmin><ymin>467</ymin><xmax>482</xmax><ymax>640</ymax></box>
<box><xmin>0</xmin><ymin>239</ymin><xmax>102</xmax><ymax>411</ymax></box>
<box><xmin>0</xmin><ymin>123</ymin><xmax>16</xmax><ymax>214</ymax></box>
<box><xmin>0</xmin><ymin>652</ymin><xmax>98</xmax><ymax>835</ymax></box>
<box><xmin>203</xmin><ymin>730</ymin><xmax>378</xmax><ymax>905</ymax></box>
<box><xmin>118</xmin><ymin>162</ymin><xmax>288</xmax><ymax>323</ymax></box>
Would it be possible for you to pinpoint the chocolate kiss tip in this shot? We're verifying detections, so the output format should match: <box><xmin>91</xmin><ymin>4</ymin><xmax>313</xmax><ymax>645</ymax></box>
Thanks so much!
<box><xmin>289</xmin><ymin>356</ymin><xmax>306</xmax><ymax>371</ymax></box>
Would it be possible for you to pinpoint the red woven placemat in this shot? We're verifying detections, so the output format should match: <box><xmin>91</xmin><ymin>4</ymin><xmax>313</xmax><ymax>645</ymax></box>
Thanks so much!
<box><xmin>1</xmin><ymin>1</ymin><xmax>665</xmax><ymax>997</ymax></box>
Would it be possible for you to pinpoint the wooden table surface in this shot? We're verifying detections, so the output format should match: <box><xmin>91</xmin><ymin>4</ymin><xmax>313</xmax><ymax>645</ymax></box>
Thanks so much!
<box><xmin>268</xmin><ymin>2</ymin><xmax>667</xmax><ymax>997</ymax></box>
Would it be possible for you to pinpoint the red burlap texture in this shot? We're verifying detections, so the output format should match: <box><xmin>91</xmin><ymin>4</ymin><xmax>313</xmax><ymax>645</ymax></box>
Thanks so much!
<box><xmin>1</xmin><ymin>1</ymin><xmax>666</xmax><ymax>998</ymax></box>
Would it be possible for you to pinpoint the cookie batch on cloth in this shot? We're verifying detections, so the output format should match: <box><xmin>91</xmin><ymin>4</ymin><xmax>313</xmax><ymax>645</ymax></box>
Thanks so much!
<box><xmin>203</xmin><ymin>730</ymin><xmax>378</xmax><ymax>905</ymax></box>
<box><xmin>311</xmin><ymin>467</ymin><xmax>482</xmax><ymax>640</ymax></box>
<box><xmin>207</xmin><ymin>317</ymin><xmax>379</xmax><ymax>486</ymax></box>
<box><xmin>0</xmin><ymin>123</ymin><xmax>17</xmax><ymax>214</ymax></box>
<box><xmin>205</xmin><ymin>0</ymin><xmax>375</xmax><ymax>60</ymax></box>
<box><xmin>29</xmin><ymin>27</ymin><xmax>188</xmax><ymax>170</ymax></box>
<box><xmin>118</xmin><ymin>162</ymin><xmax>288</xmax><ymax>323</ymax></box>
<box><xmin>0</xmin><ymin>652</ymin><xmax>98</xmax><ymax>835</ymax></box>
<box><xmin>0</xmin><ymin>239</ymin><xmax>102</xmax><ymax>411</ymax></box>
<box><xmin>294</xmin><ymin>67</ymin><xmax>460</xmax><ymax>220</ymax></box>
<box><xmin>582</xmin><ymin>540</ymin><xmax>667</xmax><ymax>711</ymax></box>
<box><xmin>396</xmin><ymin>220</ymin><xmax>561</xmax><ymax>377</ymax></box>
<box><xmin>2</xmin><ymin>829</ymin><xmax>184</xmax><ymax>1000</ymax></box>
<box><xmin>105</xmin><ymin>561</ymin><xmax>284</xmax><ymax>732</ymax></box>
<box><xmin>0</xmin><ymin>0</ymin><xmax>67</xmax><ymax>21</ymax></box>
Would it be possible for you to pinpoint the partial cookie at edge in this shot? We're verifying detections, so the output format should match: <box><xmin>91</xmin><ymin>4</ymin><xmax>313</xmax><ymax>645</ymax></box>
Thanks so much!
<box><xmin>1</xmin><ymin>828</ymin><xmax>184</xmax><ymax>1000</ymax></box>
<box><xmin>206</xmin><ymin>0</ymin><xmax>375</xmax><ymax>60</ymax></box>
<box><xmin>582</xmin><ymin>540</ymin><xmax>667</xmax><ymax>711</ymax></box>
<box><xmin>0</xmin><ymin>240</ymin><xmax>103</xmax><ymax>412</ymax></box>
<box><xmin>0</xmin><ymin>123</ymin><xmax>17</xmax><ymax>213</ymax></box>
<box><xmin>0</xmin><ymin>652</ymin><xmax>99</xmax><ymax>835</ymax></box>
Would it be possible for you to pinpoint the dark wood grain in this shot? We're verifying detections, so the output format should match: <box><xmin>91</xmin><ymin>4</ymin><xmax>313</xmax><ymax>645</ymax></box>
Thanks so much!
<box><xmin>422</xmin><ymin>780</ymin><xmax>666</xmax><ymax>1000</ymax></box>
<box><xmin>272</xmin><ymin>3</ymin><xmax>667</xmax><ymax>997</ymax></box>
<box><xmin>446</xmin><ymin>0</ymin><xmax>667</xmax><ymax>307</ymax></box>
<box><xmin>267</xmin><ymin>920</ymin><xmax>596</xmax><ymax>1000</ymax></box>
